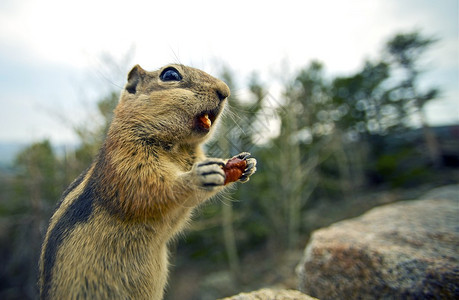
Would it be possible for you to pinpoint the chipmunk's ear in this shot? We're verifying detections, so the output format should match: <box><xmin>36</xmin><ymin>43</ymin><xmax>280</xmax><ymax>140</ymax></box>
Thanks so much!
<box><xmin>126</xmin><ymin>65</ymin><xmax>146</xmax><ymax>94</ymax></box>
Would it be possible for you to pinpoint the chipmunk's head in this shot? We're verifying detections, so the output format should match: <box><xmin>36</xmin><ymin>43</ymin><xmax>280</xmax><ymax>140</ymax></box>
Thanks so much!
<box><xmin>113</xmin><ymin>64</ymin><xmax>230</xmax><ymax>146</ymax></box>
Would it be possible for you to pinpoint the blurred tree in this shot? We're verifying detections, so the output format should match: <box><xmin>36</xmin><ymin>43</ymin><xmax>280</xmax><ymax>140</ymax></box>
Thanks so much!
<box><xmin>0</xmin><ymin>141</ymin><xmax>60</xmax><ymax>299</ymax></box>
<box><xmin>73</xmin><ymin>91</ymin><xmax>119</xmax><ymax>169</ymax></box>
<box><xmin>332</xmin><ymin>61</ymin><xmax>393</xmax><ymax>136</ymax></box>
<box><xmin>260</xmin><ymin>61</ymin><xmax>340</xmax><ymax>249</ymax></box>
<box><xmin>210</xmin><ymin>67</ymin><xmax>242</xmax><ymax>280</ymax></box>
<box><xmin>386</xmin><ymin>31</ymin><xmax>442</xmax><ymax>167</ymax></box>
<box><xmin>14</xmin><ymin>140</ymin><xmax>61</xmax><ymax>215</ymax></box>
<box><xmin>331</xmin><ymin>61</ymin><xmax>392</xmax><ymax>187</ymax></box>
<box><xmin>202</xmin><ymin>67</ymin><xmax>267</xmax><ymax>281</ymax></box>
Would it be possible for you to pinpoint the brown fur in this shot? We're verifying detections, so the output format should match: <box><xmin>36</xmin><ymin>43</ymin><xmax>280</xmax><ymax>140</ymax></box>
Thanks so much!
<box><xmin>38</xmin><ymin>64</ymin><xmax>256</xmax><ymax>299</ymax></box>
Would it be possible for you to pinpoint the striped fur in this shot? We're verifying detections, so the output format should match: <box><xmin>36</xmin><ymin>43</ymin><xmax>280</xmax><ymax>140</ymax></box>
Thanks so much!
<box><xmin>38</xmin><ymin>64</ymin><xmax>256</xmax><ymax>299</ymax></box>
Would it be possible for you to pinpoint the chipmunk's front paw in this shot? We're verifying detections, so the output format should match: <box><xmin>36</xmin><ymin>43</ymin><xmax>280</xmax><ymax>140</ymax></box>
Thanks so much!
<box><xmin>233</xmin><ymin>152</ymin><xmax>257</xmax><ymax>183</ymax></box>
<box><xmin>193</xmin><ymin>158</ymin><xmax>226</xmax><ymax>189</ymax></box>
<box><xmin>223</xmin><ymin>152</ymin><xmax>257</xmax><ymax>184</ymax></box>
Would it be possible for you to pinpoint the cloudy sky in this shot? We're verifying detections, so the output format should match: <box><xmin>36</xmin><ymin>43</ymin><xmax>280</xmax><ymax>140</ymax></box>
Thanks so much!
<box><xmin>0</xmin><ymin>0</ymin><xmax>457</xmax><ymax>144</ymax></box>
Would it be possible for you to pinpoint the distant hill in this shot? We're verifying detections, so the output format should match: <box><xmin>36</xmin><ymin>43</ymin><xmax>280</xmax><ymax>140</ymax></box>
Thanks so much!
<box><xmin>0</xmin><ymin>141</ymin><xmax>77</xmax><ymax>168</ymax></box>
<box><xmin>0</xmin><ymin>142</ymin><xmax>29</xmax><ymax>167</ymax></box>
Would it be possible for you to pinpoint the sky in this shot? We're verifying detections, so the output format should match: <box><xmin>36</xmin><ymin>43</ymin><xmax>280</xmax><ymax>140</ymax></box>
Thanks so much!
<box><xmin>0</xmin><ymin>0</ymin><xmax>457</xmax><ymax>145</ymax></box>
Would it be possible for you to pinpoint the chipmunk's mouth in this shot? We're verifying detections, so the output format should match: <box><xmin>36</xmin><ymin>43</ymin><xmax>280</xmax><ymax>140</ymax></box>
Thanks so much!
<box><xmin>194</xmin><ymin>109</ymin><xmax>219</xmax><ymax>133</ymax></box>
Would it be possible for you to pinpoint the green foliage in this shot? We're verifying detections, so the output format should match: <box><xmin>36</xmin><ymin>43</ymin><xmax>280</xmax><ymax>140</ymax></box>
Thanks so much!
<box><xmin>375</xmin><ymin>147</ymin><xmax>429</xmax><ymax>187</ymax></box>
<box><xmin>387</xmin><ymin>31</ymin><xmax>437</xmax><ymax>69</ymax></box>
<box><xmin>0</xmin><ymin>140</ymin><xmax>63</xmax><ymax>299</ymax></box>
<box><xmin>385</xmin><ymin>31</ymin><xmax>442</xmax><ymax>167</ymax></box>
<box><xmin>386</xmin><ymin>31</ymin><xmax>440</xmax><ymax>109</ymax></box>
<box><xmin>332</xmin><ymin>61</ymin><xmax>400</xmax><ymax>136</ymax></box>
<box><xmin>11</xmin><ymin>140</ymin><xmax>61</xmax><ymax>212</ymax></box>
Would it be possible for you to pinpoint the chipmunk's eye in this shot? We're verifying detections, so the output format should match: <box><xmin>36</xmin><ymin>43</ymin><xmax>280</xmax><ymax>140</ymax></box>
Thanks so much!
<box><xmin>160</xmin><ymin>68</ymin><xmax>182</xmax><ymax>82</ymax></box>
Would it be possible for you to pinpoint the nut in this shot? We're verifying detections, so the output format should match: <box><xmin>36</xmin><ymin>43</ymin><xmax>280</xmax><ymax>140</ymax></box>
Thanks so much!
<box><xmin>223</xmin><ymin>157</ymin><xmax>247</xmax><ymax>185</ymax></box>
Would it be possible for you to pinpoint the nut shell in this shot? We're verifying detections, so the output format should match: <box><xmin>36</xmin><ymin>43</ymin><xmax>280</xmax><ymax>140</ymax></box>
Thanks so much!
<box><xmin>199</xmin><ymin>114</ymin><xmax>211</xmax><ymax>129</ymax></box>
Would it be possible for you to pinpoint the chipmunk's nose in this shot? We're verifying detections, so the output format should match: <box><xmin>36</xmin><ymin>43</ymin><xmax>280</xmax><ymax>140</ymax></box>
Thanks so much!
<box><xmin>216</xmin><ymin>80</ymin><xmax>230</xmax><ymax>101</ymax></box>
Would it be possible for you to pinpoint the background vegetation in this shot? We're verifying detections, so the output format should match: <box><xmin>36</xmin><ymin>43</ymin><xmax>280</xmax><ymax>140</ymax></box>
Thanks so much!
<box><xmin>0</xmin><ymin>31</ymin><xmax>457</xmax><ymax>299</ymax></box>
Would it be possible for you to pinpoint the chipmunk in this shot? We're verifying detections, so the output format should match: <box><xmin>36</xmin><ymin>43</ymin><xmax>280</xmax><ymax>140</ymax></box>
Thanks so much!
<box><xmin>38</xmin><ymin>64</ymin><xmax>257</xmax><ymax>299</ymax></box>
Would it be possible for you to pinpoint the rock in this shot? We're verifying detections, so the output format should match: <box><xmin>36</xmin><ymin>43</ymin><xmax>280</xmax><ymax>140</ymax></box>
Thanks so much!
<box><xmin>419</xmin><ymin>184</ymin><xmax>459</xmax><ymax>201</ymax></box>
<box><xmin>220</xmin><ymin>288</ymin><xmax>317</xmax><ymax>300</ymax></box>
<box><xmin>297</xmin><ymin>185</ymin><xmax>459</xmax><ymax>299</ymax></box>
